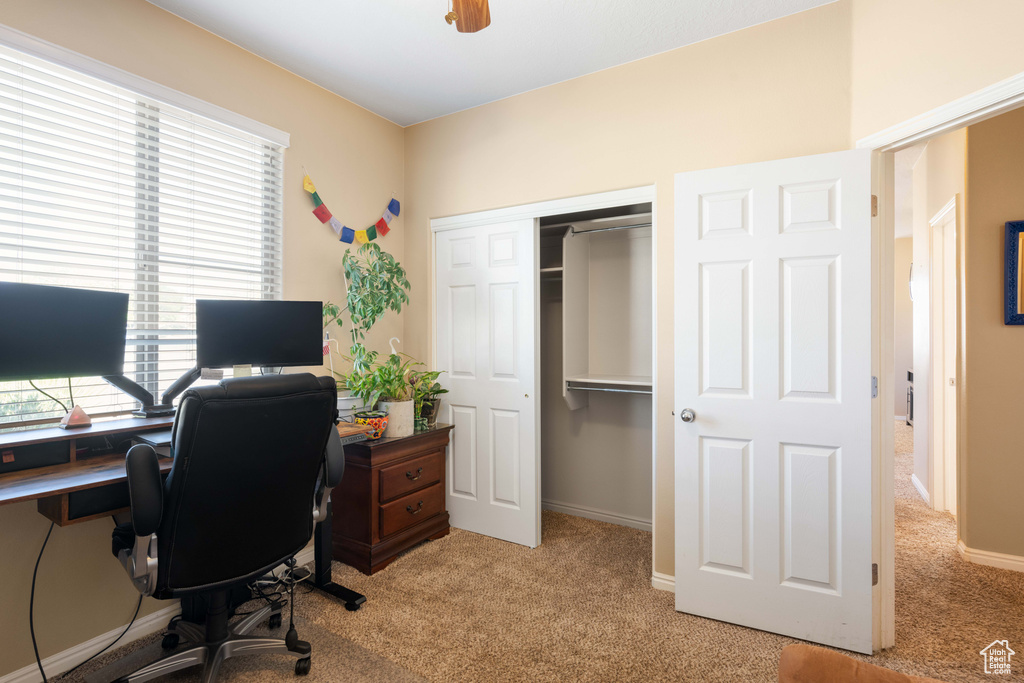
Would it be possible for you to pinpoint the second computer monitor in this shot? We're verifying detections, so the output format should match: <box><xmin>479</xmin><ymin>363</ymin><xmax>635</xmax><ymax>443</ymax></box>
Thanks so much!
<box><xmin>195</xmin><ymin>300</ymin><xmax>323</xmax><ymax>369</ymax></box>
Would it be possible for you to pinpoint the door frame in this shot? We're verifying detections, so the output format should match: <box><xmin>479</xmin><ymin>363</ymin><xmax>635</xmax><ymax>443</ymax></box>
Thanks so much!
<box><xmin>859</xmin><ymin>69</ymin><xmax>1024</xmax><ymax>649</ymax></box>
<box><xmin>429</xmin><ymin>185</ymin><xmax>659</xmax><ymax>563</ymax></box>
<box><xmin>928</xmin><ymin>197</ymin><xmax>959</xmax><ymax>515</ymax></box>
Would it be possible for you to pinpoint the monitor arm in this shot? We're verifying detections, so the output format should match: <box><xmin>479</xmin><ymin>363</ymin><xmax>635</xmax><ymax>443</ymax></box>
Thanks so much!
<box><xmin>161</xmin><ymin>366</ymin><xmax>201</xmax><ymax>407</ymax></box>
<box><xmin>103</xmin><ymin>374</ymin><xmax>155</xmax><ymax>407</ymax></box>
<box><xmin>103</xmin><ymin>375</ymin><xmax>175</xmax><ymax>418</ymax></box>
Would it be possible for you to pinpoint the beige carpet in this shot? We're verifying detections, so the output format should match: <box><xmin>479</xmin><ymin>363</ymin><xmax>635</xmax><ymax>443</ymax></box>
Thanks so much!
<box><xmin>66</xmin><ymin>422</ymin><xmax>1024</xmax><ymax>681</ymax></box>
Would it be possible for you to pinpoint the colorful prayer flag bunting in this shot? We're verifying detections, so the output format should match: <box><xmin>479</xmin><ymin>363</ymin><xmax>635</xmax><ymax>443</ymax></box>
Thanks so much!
<box><xmin>303</xmin><ymin>173</ymin><xmax>399</xmax><ymax>245</ymax></box>
<box><xmin>312</xmin><ymin>203</ymin><xmax>332</xmax><ymax>223</ymax></box>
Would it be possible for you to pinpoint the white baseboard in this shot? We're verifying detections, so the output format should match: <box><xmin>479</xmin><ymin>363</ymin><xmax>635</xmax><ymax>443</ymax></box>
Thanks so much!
<box><xmin>1</xmin><ymin>547</ymin><xmax>320</xmax><ymax>683</ymax></box>
<box><xmin>894</xmin><ymin>415</ymin><xmax>907</xmax><ymax>421</ymax></box>
<box><xmin>0</xmin><ymin>603</ymin><xmax>181</xmax><ymax>683</ymax></box>
<box><xmin>911</xmin><ymin>473</ymin><xmax>931</xmax><ymax>505</ymax></box>
<box><xmin>651</xmin><ymin>571</ymin><xmax>675</xmax><ymax>592</ymax></box>
<box><xmin>957</xmin><ymin>540</ymin><xmax>1024</xmax><ymax>573</ymax></box>
<box><xmin>542</xmin><ymin>499</ymin><xmax>652</xmax><ymax>532</ymax></box>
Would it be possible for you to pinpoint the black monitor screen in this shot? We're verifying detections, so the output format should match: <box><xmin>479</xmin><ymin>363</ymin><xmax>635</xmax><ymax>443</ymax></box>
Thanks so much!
<box><xmin>0</xmin><ymin>283</ymin><xmax>129</xmax><ymax>382</ymax></box>
<box><xmin>196</xmin><ymin>300</ymin><xmax>322</xmax><ymax>369</ymax></box>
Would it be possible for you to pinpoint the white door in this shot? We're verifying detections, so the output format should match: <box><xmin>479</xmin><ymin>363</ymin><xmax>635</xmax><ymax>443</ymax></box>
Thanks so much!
<box><xmin>674</xmin><ymin>150</ymin><xmax>875</xmax><ymax>653</ymax></box>
<box><xmin>435</xmin><ymin>219</ymin><xmax>539</xmax><ymax>547</ymax></box>
<box><xmin>929</xmin><ymin>199</ymin><xmax>958</xmax><ymax>515</ymax></box>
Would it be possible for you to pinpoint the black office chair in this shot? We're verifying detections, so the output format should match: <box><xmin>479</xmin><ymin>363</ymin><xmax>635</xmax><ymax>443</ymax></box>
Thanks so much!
<box><xmin>111</xmin><ymin>374</ymin><xmax>345</xmax><ymax>682</ymax></box>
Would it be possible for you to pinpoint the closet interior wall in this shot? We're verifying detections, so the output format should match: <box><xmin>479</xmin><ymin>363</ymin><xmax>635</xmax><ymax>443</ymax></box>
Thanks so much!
<box><xmin>539</xmin><ymin>209</ymin><xmax>653</xmax><ymax>531</ymax></box>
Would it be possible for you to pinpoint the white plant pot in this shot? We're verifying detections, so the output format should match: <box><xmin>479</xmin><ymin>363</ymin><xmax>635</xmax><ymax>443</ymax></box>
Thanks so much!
<box><xmin>378</xmin><ymin>399</ymin><xmax>414</xmax><ymax>438</ymax></box>
<box><xmin>337</xmin><ymin>393</ymin><xmax>367</xmax><ymax>422</ymax></box>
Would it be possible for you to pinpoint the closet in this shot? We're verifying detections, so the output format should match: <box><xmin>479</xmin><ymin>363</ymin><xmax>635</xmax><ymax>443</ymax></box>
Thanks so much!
<box><xmin>433</xmin><ymin>190</ymin><xmax>655</xmax><ymax>548</ymax></box>
<box><xmin>539</xmin><ymin>204</ymin><xmax>653</xmax><ymax>531</ymax></box>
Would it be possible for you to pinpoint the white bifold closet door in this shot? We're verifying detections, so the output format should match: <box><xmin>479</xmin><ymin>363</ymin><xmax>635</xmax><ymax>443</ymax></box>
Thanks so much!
<box><xmin>435</xmin><ymin>219</ymin><xmax>539</xmax><ymax>548</ymax></box>
<box><xmin>674</xmin><ymin>150</ymin><xmax>875</xmax><ymax>653</ymax></box>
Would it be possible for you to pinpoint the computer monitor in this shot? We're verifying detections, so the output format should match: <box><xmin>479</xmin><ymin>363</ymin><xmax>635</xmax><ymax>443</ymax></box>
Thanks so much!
<box><xmin>196</xmin><ymin>300</ymin><xmax>323</xmax><ymax>369</ymax></box>
<box><xmin>0</xmin><ymin>282</ymin><xmax>129</xmax><ymax>382</ymax></box>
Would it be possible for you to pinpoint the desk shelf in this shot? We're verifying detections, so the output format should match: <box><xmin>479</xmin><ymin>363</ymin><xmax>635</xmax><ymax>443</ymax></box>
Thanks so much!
<box><xmin>0</xmin><ymin>416</ymin><xmax>174</xmax><ymax>526</ymax></box>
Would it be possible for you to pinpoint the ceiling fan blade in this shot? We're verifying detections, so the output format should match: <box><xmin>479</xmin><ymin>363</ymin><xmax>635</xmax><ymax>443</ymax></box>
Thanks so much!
<box><xmin>452</xmin><ymin>0</ymin><xmax>491</xmax><ymax>33</ymax></box>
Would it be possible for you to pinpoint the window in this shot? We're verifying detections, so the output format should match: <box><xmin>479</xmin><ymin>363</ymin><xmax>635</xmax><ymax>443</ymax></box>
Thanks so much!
<box><xmin>0</xmin><ymin>37</ymin><xmax>286</xmax><ymax>427</ymax></box>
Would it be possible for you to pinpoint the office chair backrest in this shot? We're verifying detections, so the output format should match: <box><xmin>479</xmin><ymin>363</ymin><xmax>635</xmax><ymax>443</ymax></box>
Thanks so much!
<box><xmin>158</xmin><ymin>373</ymin><xmax>336</xmax><ymax>595</ymax></box>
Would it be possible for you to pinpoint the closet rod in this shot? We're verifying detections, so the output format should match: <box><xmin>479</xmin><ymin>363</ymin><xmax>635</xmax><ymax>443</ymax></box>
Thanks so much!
<box><xmin>569</xmin><ymin>222</ymin><xmax>652</xmax><ymax>236</ymax></box>
<box><xmin>566</xmin><ymin>385</ymin><xmax>652</xmax><ymax>395</ymax></box>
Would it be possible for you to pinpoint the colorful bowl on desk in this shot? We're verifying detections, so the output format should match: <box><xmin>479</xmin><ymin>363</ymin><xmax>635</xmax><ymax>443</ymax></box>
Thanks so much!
<box><xmin>354</xmin><ymin>410</ymin><xmax>389</xmax><ymax>440</ymax></box>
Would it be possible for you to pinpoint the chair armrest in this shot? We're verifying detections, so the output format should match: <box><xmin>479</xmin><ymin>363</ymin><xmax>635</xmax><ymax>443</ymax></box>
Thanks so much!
<box><xmin>312</xmin><ymin>428</ymin><xmax>346</xmax><ymax>523</ymax></box>
<box><xmin>324</xmin><ymin>428</ymin><xmax>346</xmax><ymax>489</ymax></box>
<box><xmin>125</xmin><ymin>444</ymin><xmax>163</xmax><ymax>536</ymax></box>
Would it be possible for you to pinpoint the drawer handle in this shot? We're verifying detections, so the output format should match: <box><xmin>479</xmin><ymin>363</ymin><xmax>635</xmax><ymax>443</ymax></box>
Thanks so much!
<box><xmin>406</xmin><ymin>500</ymin><xmax>424</xmax><ymax>515</ymax></box>
<box><xmin>405</xmin><ymin>467</ymin><xmax>423</xmax><ymax>481</ymax></box>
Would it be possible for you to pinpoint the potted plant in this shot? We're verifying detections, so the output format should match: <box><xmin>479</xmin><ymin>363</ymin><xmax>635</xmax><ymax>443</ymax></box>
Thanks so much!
<box><xmin>323</xmin><ymin>301</ymin><xmax>364</xmax><ymax>417</ymax></box>
<box><xmin>322</xmin><ymin>243</ymin><xmax>411</xmax><ymax>418</ymax></box>
<box><xmin>344</xmin><ymin>348</ymin><xmax>420</xmax><ymax>439</ymax></box>
<box><xmin>411</xmin><ymin>369</ymin><xmax>448</xmax><ymax>430</ymax></box>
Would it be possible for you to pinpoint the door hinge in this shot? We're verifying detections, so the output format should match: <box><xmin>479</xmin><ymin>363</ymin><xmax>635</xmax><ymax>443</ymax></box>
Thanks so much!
<box><xmin>871</xmin><ymin>376</ymin><xmax>878</xmax><ymax>398</ymax></box>
<box><xmin>871</xmin><ymin>194</ymin><xmax>878</xmax><ymax>218</ymax></box>
<box><xmin>872</xmin><ymin>563</ymin><xmax>878</xmax><ymax>586</ymax></box>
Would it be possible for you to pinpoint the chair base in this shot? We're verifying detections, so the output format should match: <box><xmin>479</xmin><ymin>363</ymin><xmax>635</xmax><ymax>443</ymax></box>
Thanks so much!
<box><xmin>115</xmin><ymin>600</ymin><xmax>310</xmax><ymax>683</ymax></box>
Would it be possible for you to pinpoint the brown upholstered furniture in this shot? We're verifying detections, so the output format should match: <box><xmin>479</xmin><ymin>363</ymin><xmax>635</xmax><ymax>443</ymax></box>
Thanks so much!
<box><xmin>779</xmin><ymin>644</ymin><xmax>948</xmax><ymax>683</ymax></box>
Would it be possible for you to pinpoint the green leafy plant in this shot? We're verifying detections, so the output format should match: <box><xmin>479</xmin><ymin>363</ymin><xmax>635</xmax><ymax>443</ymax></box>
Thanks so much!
<box><xmin>342</xmin><ymin>243</ymin><xmax>410</xmax><ymax>345</ymax></box>
<box><xmin>410</xmin><ymin>369</ymin><xmax>448</xmax><ymax>416</ymax></box>
<box><xmin>322</xmin><ymin>301</ymin><xmax>345</xmax><ymax>335</ymax></box>
<box><xmin>343</xmin><ymin>350</ymin><xmax>422</xmax><ymax>410</ymax></box>
<box><xmin>319</xmin><ymin>243</ymin><xmax>410</xmax><ymax>349</ymax></box>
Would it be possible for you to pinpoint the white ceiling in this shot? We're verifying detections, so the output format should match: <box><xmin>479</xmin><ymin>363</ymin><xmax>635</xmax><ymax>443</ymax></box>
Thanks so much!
<box><xmin>146</xmin><ymin>0</ymin><xmax>834</xmax><ymax>126</ymax></box>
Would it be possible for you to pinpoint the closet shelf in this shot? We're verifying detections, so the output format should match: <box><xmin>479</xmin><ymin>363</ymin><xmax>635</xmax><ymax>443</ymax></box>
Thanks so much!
<box><xmin>565</xmin><ymin>374</ymin><xmax>652</xmax><ymax>395</ymax></box>
<box><xmin>565</xmin><ymin>373</ymin><xmax>651</xmax><ymax>386</ymax></box>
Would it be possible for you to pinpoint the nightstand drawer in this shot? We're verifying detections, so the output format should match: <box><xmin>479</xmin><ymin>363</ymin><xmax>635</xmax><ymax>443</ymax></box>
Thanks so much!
<box><xmin>379</xmin><ymin>482</ymin><xmax>444</xmax><ymax>538</ymax></box>
<box><xmin>379</xmin><ymin>450</ymin><xmax>443</xmax><ymax>502</ymax></box>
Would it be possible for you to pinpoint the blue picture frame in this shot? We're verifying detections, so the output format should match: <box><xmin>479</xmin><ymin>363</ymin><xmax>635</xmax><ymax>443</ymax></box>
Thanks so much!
<box><xmin>1006</xmin><ymin>221</ymin><xmax>1024</xmax><ymax>324</ymax></box>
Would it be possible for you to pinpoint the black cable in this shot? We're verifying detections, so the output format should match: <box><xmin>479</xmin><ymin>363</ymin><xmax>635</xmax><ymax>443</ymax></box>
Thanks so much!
<box><xmin>67</xmin><ymin>377</ymin><xmax>74</xmax><ymax>409</ymax></box>
<box><xmin>60</xmin><ymin>594</ymin><xmax>142</xmax><ymax>679</ymax></box>
<box><xmin>29</xmin><ymin>380</ymin><xmax>67</xmax><ymax>414</ymax></box>
<box><xmin>30</xmin><ymin>522</ymin><xmax>54</xmax><ymax>683</ymax></box>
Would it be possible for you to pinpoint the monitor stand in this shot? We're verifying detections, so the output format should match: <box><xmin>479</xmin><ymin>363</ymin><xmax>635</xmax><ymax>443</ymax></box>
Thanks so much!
<box><xmin>103</xmin><ymin>369</ymin><xmax>200</xmax><ymax>418</ymax></box>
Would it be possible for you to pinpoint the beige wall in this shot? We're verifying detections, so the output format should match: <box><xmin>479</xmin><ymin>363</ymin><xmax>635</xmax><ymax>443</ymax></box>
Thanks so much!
<box><xmin>963</xmin><ymin>107</ymin><xmax>1024</xmax><ymax>556</ymax></box>
<box><xmin>850</xmin><ymin>0</ymin><xmax>1024</xmax><ymax>142</ymax></box>
<box><xmin>910</xmin><ymin>130</ymin><xmax>966</xmax><ymax>502</ymax></box>
<box><xmin>404</xmin><ymin>2</ymin><xmax>855</xmax><ymax>578</ymax></box>
<box><xmin>0</xmin><ymin>0</ymin><xmax>404</xmax><ymax>675</ymax></box>
<box><xmin>893</xmin><ymin>238</ymin><xmax>913</xmax><ymax>418</ymax></box>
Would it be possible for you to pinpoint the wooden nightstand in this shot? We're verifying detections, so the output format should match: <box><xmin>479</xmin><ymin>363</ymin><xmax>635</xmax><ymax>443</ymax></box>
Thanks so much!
<box><xmin>331</xmin><ymin>423</ymin><xmax>453</xmax><ymax>574</ymax></box>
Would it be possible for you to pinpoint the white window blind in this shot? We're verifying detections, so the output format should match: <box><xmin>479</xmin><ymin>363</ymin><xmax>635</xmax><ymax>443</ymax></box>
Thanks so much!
<box><xmin>0</xmin><ymin>40</ymin><xmax>284</xmax><ymax>427</ymax></box>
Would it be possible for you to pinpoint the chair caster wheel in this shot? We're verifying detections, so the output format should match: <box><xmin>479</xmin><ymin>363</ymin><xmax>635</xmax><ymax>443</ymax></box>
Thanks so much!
<box><xmin>269</xmin><ymin>613</ymin><xmax>282</xmax><ymax>628</ymax></box>
<box><xmin>295</xmin><ymin>657</ymin><xmax>311</xmax><ymax>675</ymax></box>
<box><xmin>161</xmin><ymin>632</ymin><xmax>179</xmax><ymax>650</ymax></box>
<box><xmin>345</xmin><ymin>602</ymin><xmax>361</xmax><ymax>612</ymax></box>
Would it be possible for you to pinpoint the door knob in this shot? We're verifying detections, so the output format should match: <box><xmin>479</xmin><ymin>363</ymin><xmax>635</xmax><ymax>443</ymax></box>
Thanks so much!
<box><xmin>680</xmin><ymin>409</ymin><xmax>696</xmax><ymax>423</ymax></box>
